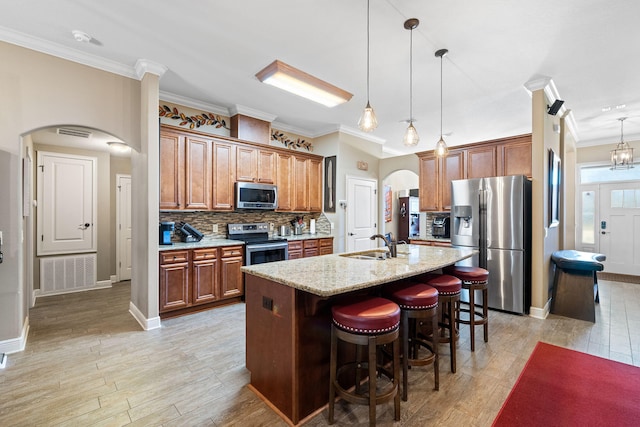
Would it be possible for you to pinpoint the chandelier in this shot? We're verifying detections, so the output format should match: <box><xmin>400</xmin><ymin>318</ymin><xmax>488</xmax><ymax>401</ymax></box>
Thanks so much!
<box><xmin>610</xmin><ymin>117</ymin><xmax>634</xmax><ymax>169</ymax></box>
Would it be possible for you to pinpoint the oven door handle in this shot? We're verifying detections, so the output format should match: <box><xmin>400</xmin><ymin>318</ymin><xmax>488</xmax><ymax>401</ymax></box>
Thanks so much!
<box><xmin>246</xmin><ymin>242</ymin><xmax>289</xmax><ymax>251</ymax></box>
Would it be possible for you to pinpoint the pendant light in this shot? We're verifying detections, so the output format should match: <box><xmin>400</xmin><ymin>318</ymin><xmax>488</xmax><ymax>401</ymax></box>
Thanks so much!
<box><xmin>403</xmin><ymin>18</ymin><xmax>420</xmax><ymax>147</ymax></box>
<box><xmin>610</xmin><ymin>117</ymin><xmax>634</xmax><ymax>169</ymax></box>
<box><xmin>358</xmin><ymin>0</ymin><xmax>377</xmax><ymax>132</ymax></box>
<box><xmin>434</xmin><ymin>48</ymin><xmax>449</xmax><ymax>157</ymax></box>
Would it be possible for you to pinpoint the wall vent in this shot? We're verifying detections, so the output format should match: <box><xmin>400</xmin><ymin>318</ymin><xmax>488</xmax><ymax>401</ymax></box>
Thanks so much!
<box><xmin>56</xmin><ymin>127</ymin><xmax>92</xmax><ymax>138</ymax></box>
<box><xmin>39</xmin><ymin>254</ymin><xmax>97</xmax><ymax>296</ymax></box>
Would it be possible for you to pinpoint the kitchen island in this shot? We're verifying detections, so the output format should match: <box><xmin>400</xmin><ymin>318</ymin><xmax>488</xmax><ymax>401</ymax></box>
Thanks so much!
<box><xmin>242</xmin><ymin>244</ymin><xmax>474</xmax><ymax>425</ymax></box>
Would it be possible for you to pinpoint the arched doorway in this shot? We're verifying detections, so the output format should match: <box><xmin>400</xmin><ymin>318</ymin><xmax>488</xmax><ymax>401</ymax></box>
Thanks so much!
<box><xmin>381</xmin><ymin>169</ymin><xmax>419</xmax><ymax>241</ymax></box>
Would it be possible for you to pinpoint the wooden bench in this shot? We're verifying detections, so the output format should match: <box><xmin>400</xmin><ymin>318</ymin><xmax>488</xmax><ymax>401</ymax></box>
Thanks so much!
<box><xmin>550</xmin><ymin>250</ymin><xmax>606</xmax><ymax>322</ymax></box>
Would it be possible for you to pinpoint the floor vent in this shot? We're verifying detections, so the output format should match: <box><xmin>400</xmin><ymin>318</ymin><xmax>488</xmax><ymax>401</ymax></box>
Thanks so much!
<box><xmin>56</xmin><ymin>127</ymin><xmax>92</xmax><ymax>138</ymax></box>
<box><xmin>40</xmin><ymin>254</ymin><xmax>97</xmax><ymax>296</ymax></box>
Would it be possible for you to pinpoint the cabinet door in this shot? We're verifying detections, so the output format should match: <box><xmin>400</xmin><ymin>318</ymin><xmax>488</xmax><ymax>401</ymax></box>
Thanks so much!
<box><xmin>467</xmin><ymin>145</ymin><xmax>497</xmax><ymax>179</ymax></box>
<box><xmin>501</xmin><ymin>140</ymin><xmax>532</xmax><ymax>178</ymax></box>
<box><xmin>185</xmin><ymin>136</ymin><xmax>212</xmax><ymax>210</ymax></box>
<box><xmin>419</xmin><ymin>155</ymin><xmax>439</xmax><ymax>211</ymax></box>
<box><xmin>192</xmin><ymin>249</ymin><xmax>219</xmax><ymax>304</ymax></box>
<box><xmin>303</xmin><ymin>239</ymin><xmax>318</xmax><ymax>258</ymax></box>
<box><xmin>159</xmin><ymin>130</ymin><xmax>184</xmax><ymax>210</ymax></box>
<box><xmin>257</xmin><ymin>150</ymin><xmax>276</xmax><ymax>184</ymax></box>
<box><xmin>319</xmin><ymin>238</ymin><xmax>334</xmax><ymax>255</ymax></box>
<box><xmin>220</xmin><ymin>255</ymin><xmax>244</xmax><ymax>298</ymax></box>
<box><xmin>441</xmin><ymin>151</ymin><xmax>464</xmax><ymax>211</ymax></box>
<box><xmin>307</xmin><ymin>158</ymin><xmax>323</xmax><ymax>212</ymax></box>
<box><xmin>236</xmin><ymin>146</ymin><xmax>257</xmax><ymax>182</ymax></box>
<box><xmin>159</xmin><ymin>261</ymin><xmax>190</xmax><ymax>312</ymax></box>
<box><xmin>276</xmin><ymin>153</ymin><xmax>293</xmax><ymax>211</ymax></box>
<box><xmin>293</xmin><ymin>157</ymin><xmax>309</xmax><ymax>211</ymax></box>
<box><xmin>212</xmin><ymin>140</ymin><xmax>235</xmax><ymax>210</ymax></box>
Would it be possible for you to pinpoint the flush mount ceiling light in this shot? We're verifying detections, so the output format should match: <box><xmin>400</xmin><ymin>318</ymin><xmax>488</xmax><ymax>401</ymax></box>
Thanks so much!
<box><xmin>255</xmin><ymin>60</ymin><xmax>353</xmax><ymax>108</ymax></box>
<box><xmin>107</xmin><ymin>141</ymin><xmax>130</xmax><ymax>153</ymax></box>
<box><xmin>358</xmin><ymin>0</ymin><xmax>377</xmax><ymax>132</ymax></box>
<box><xmin>434</xmin><ymin>48</ymin><xmax>449</xmax><ymax>158</ymax></box>
<box><xmin>72</xmin><ymin>30</ymin><xmax>92</xmax><ymax>43</ymax></box>
<box><xmin>610</xmin><ymin>117</ymin><xmax>634</xmax><ymax>169</ymax></box>
<box><xmin>402</xmin><ymin>18</ymin><xmax>420</xmax><ymax>147</ymax></box>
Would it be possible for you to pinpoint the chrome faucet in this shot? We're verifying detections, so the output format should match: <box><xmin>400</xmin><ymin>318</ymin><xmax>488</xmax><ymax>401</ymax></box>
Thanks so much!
<box><xmin>370</xmin><ymin>234</ymin><xmax>397</xmax><ymax>258</ymax></box>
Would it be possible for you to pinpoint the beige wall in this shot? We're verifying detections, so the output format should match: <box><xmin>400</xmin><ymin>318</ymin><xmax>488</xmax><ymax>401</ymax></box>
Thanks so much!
<box><xmin>577</xmin><ymin>139</ymin><xmax>640</xmax><ymax>164</ymax></box>
<box><xmin>0</xmin><ymin>41</ymin><xmax>142</xmax><ymax>351</ymax></box>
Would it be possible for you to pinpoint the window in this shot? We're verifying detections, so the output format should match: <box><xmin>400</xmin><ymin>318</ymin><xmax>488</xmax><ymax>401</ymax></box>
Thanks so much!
<box><xmin>581</xmin><ymin>165</ymin><xmax>640</xmax><ymax>184</ymax></box>
<box><xmin>581</xmin><ymin>191</ymin><xmax>595</xmax><ymax>245</ymax></box>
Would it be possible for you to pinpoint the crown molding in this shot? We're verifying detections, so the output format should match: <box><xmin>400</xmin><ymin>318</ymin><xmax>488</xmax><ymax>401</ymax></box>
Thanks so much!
<box><xmin>335</xmin><ymin>125</ymin><xmax>387</xmax><ymax>145</ymax></box>
<box><xmin>159</xmin><ymin>91</ymin><xmax>229</xmax><ymax>116</ymax></box>
<box><xmin>0</xmin><ymin>25</ymin><xmax>137</xmax><ymax>79</ymax></box>
<box><xmin>134</xmin><ymin>59</ymin><xmax>167</xmax><ymax>80</ymax></box>
<box><xmin>229</xmin><ymin>105</ymin><xmax>277</xmax><ymax>123</ymax></box>
<box><xmin>523</xmin><ymin>75</ymin><xmax>552</xmax><ymax>93</ymax></box>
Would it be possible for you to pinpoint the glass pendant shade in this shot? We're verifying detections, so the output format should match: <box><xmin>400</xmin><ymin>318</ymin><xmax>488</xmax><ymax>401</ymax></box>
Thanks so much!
<box><xmin>610</xmin><ymin>117</ymin><xmax>634</xmax><ymax>170</ymax></box>
<box><xmin>435</xmin><ymin>136</ymin><xmax>449</xmax><ymax>157</ymax></box>
<box><xmin>359</xmin><ymin>101</ymin><xmax>378</xmax><ymax>132</ymax></box>
<box><xmin>403</xmin><ymin>122</ymin><xmax>420</xmax><ymax>146</ymax></box>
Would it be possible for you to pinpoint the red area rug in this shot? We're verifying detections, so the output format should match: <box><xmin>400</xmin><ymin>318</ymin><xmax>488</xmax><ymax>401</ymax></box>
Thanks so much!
<box><xmin>493</xmin><ymin>342</ymin><xmax>640</xmax><ymax>427</ymax></box>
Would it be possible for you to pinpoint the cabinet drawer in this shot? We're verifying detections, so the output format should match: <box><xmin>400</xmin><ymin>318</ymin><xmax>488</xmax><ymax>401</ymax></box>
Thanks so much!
<box><xmin>193</xmin><ymin>248</ymin><xmax>217</xmax><ymax>260</ymax></box>
<box><xmin>160</xmin><ymin>250</ymin><xmax>189</xmax><ymax>264</ymax></box>
<box><xmin>221</xmin><ymin>245</ymin><xmax>244</xmax><ymax>258</ymax></box>
<box><xmin>288</xmin><ymin>241</ymin><xmax>303</xmax><ymax>251</ymax></box>
<box><xmin>303</xmin><ymin>239</ymin><xmax>318</xmax><ymax>249</ymax></box>
<box><xmin>319</xmin><ymin>238</ymin><xmax>333</xmax><ymax>247</ymax></box>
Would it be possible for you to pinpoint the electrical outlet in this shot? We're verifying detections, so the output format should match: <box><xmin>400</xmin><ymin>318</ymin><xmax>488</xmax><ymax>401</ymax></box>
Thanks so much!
<box><xmin>330</xmin><ymin>222</ymin><xmax>335</xmax><ymax>230</ymax></box>
<box><xmin>269</xmin><ymin>222</ymin><xmax>275</xmax><ymax>232</ymax></box>
<box><xmin>212</xmin><ymin>224</ymin><xmax>218</xmax><ymax>233</ymax></box>
<box><xmin>0</xmin><ymin>231</ymin><xmax>3</xmax><ymax>245</ymax></box>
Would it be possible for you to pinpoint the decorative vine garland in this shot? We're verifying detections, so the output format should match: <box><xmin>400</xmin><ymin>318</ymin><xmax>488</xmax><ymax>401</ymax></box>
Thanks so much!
<box><xmin>159</xmin><ymin>105</ymin><xmax>230</xmax><ymax>130</ymax></box>
<box><xmin>271</xmin><ymin>130</ymin><xmax>313</xmax><ymax>151</ymax></box>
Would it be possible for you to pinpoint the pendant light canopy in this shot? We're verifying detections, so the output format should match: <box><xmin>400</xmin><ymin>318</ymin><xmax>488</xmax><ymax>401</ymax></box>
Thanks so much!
<box><xmin>403</xmin><ymin>18</ymin><xmax>420</xmax><ymax>147</ymax></box>
<box><xmin>358</xmin><ymin>0</ymin><xmax>377</xmax><ymax>132</ymax></box>
<box><xmin>434</xmin><ymin>48</ymin><xmax>449</xmax><ymax>158</ymax></box>
<box><xmin>610</xmin><ymin>117</ymin><xmax>634</xmax><ymax>169</ymax></box>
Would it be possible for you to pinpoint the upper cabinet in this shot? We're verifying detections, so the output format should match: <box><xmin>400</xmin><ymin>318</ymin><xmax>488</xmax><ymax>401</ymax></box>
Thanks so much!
<box><xmin>160</xmin><ymin>124</ymin><xmax>323</xmax><ymax>212</ymax></box>
<box><xmin>417</xmin><ymin>134</ymin><xmax>531</xmax><ymax>212</ymax></box>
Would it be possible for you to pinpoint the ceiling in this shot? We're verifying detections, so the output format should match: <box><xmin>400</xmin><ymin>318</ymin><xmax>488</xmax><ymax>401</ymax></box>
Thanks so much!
<box><xmin>3</xmin><ymin>0</ymin><xmax>640</xmax><ymax>158</ymax></box>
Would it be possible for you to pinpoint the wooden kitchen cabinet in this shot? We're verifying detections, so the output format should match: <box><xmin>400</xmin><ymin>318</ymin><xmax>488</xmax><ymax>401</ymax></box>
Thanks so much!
<box><xmin>287</xmin><ymin>241</ymin><xmax>303</xmax><ymax>259</ymax></box>
<box><xmin>288</xmin><ymin>237</ymin><xmax>333</xmax><ymax>259</ymax></box>
<box><xmin>159</xmin><ymin>250</ymin><xmax>190</xmax><ymax>312</ymax></box>
<box><xmin>466</xmin><ymin>145</ymin><xmax>497</xmax><ymax>179</ymax></box>
<box><xmin>410</xmin><ymin>239</ymin><xmax>452</xmax><ymax>247</ymax></box>
<box><xmin>303</xmin><ymin>239</ymin><xmax>319</xmax><ymax>258</ymax></box>
<box><xmin>220</xmin><ymin>245</ymin><xmax>244</xmax><ymax>298</ymax></box>
<box><xmin>319</xmin><ymin>238</ymin><xmax>334</xmax><ymax>255</ymax></box>
<box><xmin>236</xmin><ymin>146</ymin><xmax>276</xmax><ymax>184</ymax></box>
<box><xmin>499</xmin><ymin>136</ymin><xmax>532</xmax><ymax>178</ymax></box>
<box><xmin>276</xmin><ymin>153</ymin><xmax>293</xmax><ymax>211</ymax></box>
<box><xmin>159</xmin><ymin>245</ymin><xmax>244</xmax><ymax>318</ymax></box>
<box><xmin>292</xmin><ymin>156</ymin><xmax>309</xmax><ymax>211</ymax></box>
<box><xmin>308</xmin><ymin>158</ymin><xmax>323</xmax><ymax>212</ymax></box>
<box><xmin>184</xmin><ymin>135</ymin><xmax>212</xmax><ymax>210</ymax></box>
<box><xmin>159</xmin><ymin>129</ymin><xmax>184</xmax><ymax>210</ymax></box>
<box><xmin>418</xmin><ymin>150</ymin><xmax>463</xmax><ymax>212</ymax></box>
<box><xmin>212</xmin><ymin>140</ymin><xmax>235</xmax><ymax>211</ymax></box>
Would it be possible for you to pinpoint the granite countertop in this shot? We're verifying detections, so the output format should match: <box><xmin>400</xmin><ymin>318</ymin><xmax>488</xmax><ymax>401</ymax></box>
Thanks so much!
<box><xmin>241</xmin><ymin>244</ymin><xmax>475</xmax><ymax>297</ymax></box>
<box><xmin>284</xmin><ymin>233</ymin><xmax>334</xmax><ymax>242</ymax></box>
<box><xmin>159</xmin><ymin>238</ymin><xmax>245</xmax><ymax>251</ymax></box>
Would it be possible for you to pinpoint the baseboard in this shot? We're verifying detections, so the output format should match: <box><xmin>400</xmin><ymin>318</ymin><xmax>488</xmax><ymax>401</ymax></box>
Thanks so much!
<box><xmin>35</xmin><ymin>281</ymin><xmax>112</xmax><ymax>299</ymax></box>
<box><xmin>0</xmin><ymin>317</ymin><xmax>29</xmax><ymax>355</ymax></box>
<box><xmin>110</xmin><ymin>274</ymin><xmax>117</xmax><ymax>283</ymax></box>
<box><xmin>529</xmin><ymin>299</ymin><xmax>550</xmax><ymax>320</ymax></box>
<box><xmin>129</xmin><ymin>301</ymin><xmax>161</xmax><ymax>331</ymax></box>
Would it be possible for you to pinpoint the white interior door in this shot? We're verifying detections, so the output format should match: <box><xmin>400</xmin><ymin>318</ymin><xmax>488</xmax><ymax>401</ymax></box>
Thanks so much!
<box><xmin>346</xmin><ymin>176</ymin><xmax>377</xmax><ymax>252</ymax></box>
<box><xmin>37</xmin><ymin>151</ymin><xmax>97</xmax><ymax>255</ymax></box>
<box><xmin>116</xmin><ymin>174</ymin><xmax>132</xmax><ymax>281</ymax></box>
<box><xmin>599</xmin><ymin>182</ymin><xmax>640</xmax><ymax>275</ymax></box>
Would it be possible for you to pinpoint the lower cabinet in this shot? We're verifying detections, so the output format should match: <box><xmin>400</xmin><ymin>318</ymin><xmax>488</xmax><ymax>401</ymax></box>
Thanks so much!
<box><xmin>160</xmin><ymin>245</ymin><xmax>244</xmax><ymax>317</ymax></box>
<box><xmin>409</xmin><ymin>239</ymin><xmax>452</xmax><ymax>248</ymax></box>
<box><xmin>288</xmin><ymin>237</ymin><xmax>333</xmax><ymax>259</ymax></box>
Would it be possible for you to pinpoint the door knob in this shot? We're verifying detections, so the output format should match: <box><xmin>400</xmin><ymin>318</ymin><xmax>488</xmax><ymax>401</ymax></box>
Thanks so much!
<box><xmin>348</xmin><ymin>232</ymin><xmax>355</xmax><ymax>236</ymax></box>
<box><xmin>79</xmin><ymin>223</ymin><xmax>90</xmax><ymax>230</ymax></box>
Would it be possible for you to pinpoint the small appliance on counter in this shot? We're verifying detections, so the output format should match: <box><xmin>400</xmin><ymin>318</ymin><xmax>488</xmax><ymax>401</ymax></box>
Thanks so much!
<box><xmin>431</xmin><ymin>216</ymin><xmax>450</xmax><ymax>238</ymax></box>
<box><xmin>291</xmin><ymin>216</ymin><xmax>305</xmax><ymax>235</ymax></box>
<box><xmin>159</xmin><ymin>221</ymin><xmax>175</xmax><ymax>245</ymax></box>
<box><xmin>176</xmin><ymin>222</ymin><xmax>204</xmax><ymax>243</ymax></box>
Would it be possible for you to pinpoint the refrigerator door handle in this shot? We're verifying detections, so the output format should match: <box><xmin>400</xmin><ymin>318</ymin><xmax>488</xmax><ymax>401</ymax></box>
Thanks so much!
<box><xmin>479</xmin><ymin>189</ymin><xmax>487</xmax><ymax>269</ymax></box>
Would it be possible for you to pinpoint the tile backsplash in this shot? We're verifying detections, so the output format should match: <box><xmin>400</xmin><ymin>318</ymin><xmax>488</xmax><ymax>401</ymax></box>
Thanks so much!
<box><xmin>159</xmin><ymin>211</ymin><xmax>331</xmax><ymax>242</ymax></box>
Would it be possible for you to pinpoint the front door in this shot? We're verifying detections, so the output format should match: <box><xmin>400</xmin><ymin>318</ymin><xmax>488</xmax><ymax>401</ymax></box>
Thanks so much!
<box><xmin>346</xmin><ymin>176</ymin><xmax>377</xmax><ymax>252</ymax></box>
<box><xmin>37</xmin><ymin>151</ymin><xmax>97</xmax><ymax>255</ymax></box>
<box><xmin>599</xmin><ymin>182</ymin><xmax>640</xmax><ymax>275</ymax></box>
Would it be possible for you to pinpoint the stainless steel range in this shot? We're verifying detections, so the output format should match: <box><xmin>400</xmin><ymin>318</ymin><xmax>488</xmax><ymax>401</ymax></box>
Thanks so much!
<box><xmin>228</xmin><ymin>222</ymin><xmax>289</xmax><ymax>266</ymax></box>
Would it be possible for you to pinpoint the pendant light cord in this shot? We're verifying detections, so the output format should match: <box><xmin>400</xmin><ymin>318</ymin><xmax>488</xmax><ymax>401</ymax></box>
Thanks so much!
<box><xmin>440</xmin><ymin>53</ymin><xmax>443</xmax><ymax>137</ymax></box>
<box><xmin>366</xmin><ymin>0</ymin><xmax>370</xmax><ymax>102</ymax></box>
<box><xmin>409</xmin><ymin>26</ymin><xmax>413</xmax><ymax>122</ymax></box>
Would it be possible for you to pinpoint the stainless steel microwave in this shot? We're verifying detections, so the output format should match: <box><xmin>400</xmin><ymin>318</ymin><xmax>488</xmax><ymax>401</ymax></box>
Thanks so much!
<box><xmin>235</xmin><ymin>182</ymin><xmax>278</xmax><ymax>210</ymax></box>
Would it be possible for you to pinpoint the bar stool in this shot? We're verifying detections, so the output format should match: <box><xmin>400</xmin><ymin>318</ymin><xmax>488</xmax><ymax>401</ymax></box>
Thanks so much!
<box><xmin>443</xmin><ymin>265</ymin><xmax>489</xmax><ymax>351</ymax></box>
<box><xmin>386</xmin><ymin>282</ymin><xmax>439</xmax><ymax>401</ymax></box>
<box><xmin>328</xmin><ymin>297</ymin><xmax>401</xmax><ymax>426</ymax></box>
<box><xmin>419</xmin><ymin>273</ymin><xmax>462</xmax><ymax>373</ymax></box>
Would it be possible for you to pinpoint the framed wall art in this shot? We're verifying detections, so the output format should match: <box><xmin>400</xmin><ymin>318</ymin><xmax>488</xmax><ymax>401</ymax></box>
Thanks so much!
<box><xmin>548</xmin><ymin>148</ymin><xmax>561</xmax><ymax>227</ymax></box>
<box><xmin>324</xmin><ymin>155</ymin><xmax>336</xmax><ymax>212</ymax></box>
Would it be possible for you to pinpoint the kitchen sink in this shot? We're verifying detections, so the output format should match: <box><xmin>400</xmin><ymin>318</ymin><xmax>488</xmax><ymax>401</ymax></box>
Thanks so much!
<box><xmin>340</xmin><ymin>250</ymin><xmax>389</xmax><ymax>260</ymax></box>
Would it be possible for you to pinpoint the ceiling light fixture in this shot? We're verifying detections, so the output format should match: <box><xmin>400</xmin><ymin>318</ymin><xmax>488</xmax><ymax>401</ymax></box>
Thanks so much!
<box><xmin>358</xmin><ymin>0</ymin><xmax>377</xmax><ymax>132</ymax></box>
<box><xmin>403</xmin><ymin>18</ymin><xmax>420</xmax><ymax>147</ymax></box>
<box><xmin>255</xmin><ymin>60</ymin><xmax>353</xmax><ymax>108</ymax></box>
<box><xmin>434</xmin><ymin>48</ymin><xmax>449</xmax><ymax>158</ymax></box>
<box><xmin>72</xmin><ymin>30</ymin><xmax>92</xmax><ymax>43</ymax></box>
<box><xmin>107</xmin><ymin>141</ymin><xmax>130</xmax><ymax>153</ymax></box>
<box><xmin>610</xmin><ymin>117</ymin><xmax>634</xmax><ymax>169</ymax></box>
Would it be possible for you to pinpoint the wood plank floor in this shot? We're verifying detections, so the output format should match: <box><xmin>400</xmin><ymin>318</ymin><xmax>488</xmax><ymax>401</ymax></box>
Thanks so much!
<box><xmin>1</xmin><ymin>279</ymin><xmax>639</xmax><ymax>426</ymax></box>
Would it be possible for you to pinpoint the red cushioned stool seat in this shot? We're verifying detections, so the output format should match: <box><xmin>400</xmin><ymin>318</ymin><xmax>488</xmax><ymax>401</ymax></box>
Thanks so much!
<box><xmin>419</xmin><ymin>273</ymin><xmax>462</xmax><ymax>373</ymax></box>
<box><xmin>442</xmin><ymin>265</ymin><xmax>489</xmax><ymax>352</ymax></box>
<box><xmin>387</xmin><ymin>283</ymin><xmax>439</xmax><ymax>400</ymax></box>
<box><xmin>329</xmin><ymin>297</ymin><xmax>401</xmax><ymax>426</ymax></box>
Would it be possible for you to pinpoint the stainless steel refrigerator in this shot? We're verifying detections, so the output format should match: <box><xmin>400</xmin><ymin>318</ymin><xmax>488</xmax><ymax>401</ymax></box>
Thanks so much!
<box><xmin>450</xmin><ymin>175</ymin><xmax>531</xmax><ymax>314</ymax></box>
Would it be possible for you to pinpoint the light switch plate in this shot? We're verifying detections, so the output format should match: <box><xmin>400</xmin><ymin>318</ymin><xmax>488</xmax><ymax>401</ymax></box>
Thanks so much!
<box><xmin>0</xmin><ymin>231</ymin><xmax>3</xmax><ymax>245</ymax></box>
<box><xmin>212</xmin><ymin>224</ymin><xmax>218</xmax><ymax>233</ymax></box>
